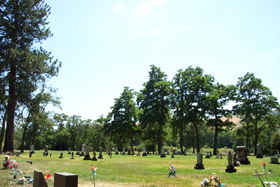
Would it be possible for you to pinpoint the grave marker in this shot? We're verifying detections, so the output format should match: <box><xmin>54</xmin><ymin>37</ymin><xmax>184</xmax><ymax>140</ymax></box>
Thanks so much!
<box><xmin>98</xmin><ymin>147</ymin><xmax>103</xmax><ymax>159</ymax></box>
<box><xmin>225</xmin><ymin>151</ymin><xmax>236</xmax><ymax>172</ymax></box>
<box><xmin>115</xmin><ymin>146</ymin><xmax>119</xmax><ymax>155</ymax></box>
<box><xmin>54</xmin><ymin>172</ymin><xmax>78</xmax><ymax>187</ymax></box>
<box><xmin>270</xmin><ymin>157</ymin><xmax>280</xmax><ymax>164</ymax></box>
<box><xmin>30</xmin><ymin>145</ymin><xmax>34</xmax><ymax>154</ymax></box>
<box><xmin>71</xmin><ymin>152</ymin><xmax>74</xmax><ymax>159</ymax></box>
<box><xmin>194</xmin><ymin>152</ymin><xmax>204</xmax><ymax>169</ymax></box>
<box><xmin>171</xmin><ymin>149</ymin><xmax>175</xmax><ymax>158</ymax></box>
<box><xmin>83</xmin><ymin>146</ymin><xmax>91</xmax><ymax>160</ymax></box>
<box><xmin>68</xmin><ymin>148</ymin><xmax>71</xmax><ymax>154</ymax></box>
<box><xmin>142</xmin><ymin>147</ymin><xmax>147</xmax><ymax>156</ymax></box>
<box><xmin>122</xmin><ymin>147</ymin><xmax>126</xmax><ymax>155</ymax></box>
<box><xmin>236</xmin><ymin>146</ymin><xmax>250</xmax><ymax>164</ymax></box>
<box><xmin>160</xmin><ymin>147</ymin><xmax>166</xmax><ymax>158</ymax></box>
<box><xmin>33</xmin><ymin>170</ymin><xmax>48</xmax><ymax>187</ymax></box>
<box><xmin>59</xmin><ymin>152</ymin><xmax>63</xmax><ymax>158</ymax></box>
<box><xmin>80</xmin><ymin>144</ymin><xmax>85</xmax><ymax>156</ymax></box>
<box><xmin>92</xmin><ymin>151</ymin><xmax>98</xmax><ymax>161</ymax></box>
<box><xmin>216</xmin><ymin>150</ymin><xmax>219</xmax><ymax>158</ymax></box>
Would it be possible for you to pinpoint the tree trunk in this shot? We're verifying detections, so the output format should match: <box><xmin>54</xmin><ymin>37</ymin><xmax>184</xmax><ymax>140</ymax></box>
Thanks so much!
<box><xmin>31</xmin><ymin>123</ymin><xmax>37</xmax><ymax>145</ymax></box>
<box><xmin>0</xmin><ymin>111</ymin><xmax>7</xmax><ymax>152</ymax></box>
<box><xmin>4</xmin><ymin>65</ymin><xmax>16</xmax><ymax>152</ymax></box>
<box><xmin>246</xmin><ymin>123</ymin><xmax>249</xmax><ymax>150</ymax></box>
<box><xmin>180</xmin><ymin>124</ymin><xmax>183</xmax><ymax>150</ymax></box>
<box><xmin>20</xmin><ymin>124</ymin><xmax>28</xmax><ymax>153</ymax></box>
<box><xmin>192</xmin><ymin>127</ymin><xmax>195</xmax><ymax>153</ymax></box>
<box><xmin>158</xmin><ymin>123</ymin><xmax>163</xmax><ymax>153</ymax></box>
<box><xmin>194</xmin><ymin>122</ymin><xmax>200</xmax><ymax>153</ymax></box>
<box><xmin>254</xmin><ymin>123</ymin><xmax>258</xmax><ymax>156</ymax></box>
<box><xmin>153</xmin><ymin>139</ymin><xmax>155</xmax><ymax>154</ymax></box>
<box><xmin>130</xmin><ymin>136</ymin><xmax>134</xmax><ymax>154</ymax></box>
<box><xmin>213</xmin><ymin>125</ymin><xmax>218</xmax><ymax>155</ymax></box>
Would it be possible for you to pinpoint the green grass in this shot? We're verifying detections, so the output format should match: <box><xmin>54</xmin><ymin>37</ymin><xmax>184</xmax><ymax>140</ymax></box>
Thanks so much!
<box><xmin>0</xmin><ymin>150</ymin><xmax>279</xmax><ymax>186</ymax></box>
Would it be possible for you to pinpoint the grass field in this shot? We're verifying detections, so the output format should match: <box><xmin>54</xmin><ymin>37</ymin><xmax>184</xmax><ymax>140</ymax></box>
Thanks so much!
<box><xmin>0</xmin><ymin>150</ymin><xmax>279</xmax><ymax>187</ymax></box>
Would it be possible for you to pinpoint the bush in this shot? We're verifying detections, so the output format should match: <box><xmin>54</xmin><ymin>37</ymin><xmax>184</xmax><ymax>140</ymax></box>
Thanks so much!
<box><xmin>270</xmin><ymin>131</ymin><xmax>280</xmax><ymax>153</ymax></box>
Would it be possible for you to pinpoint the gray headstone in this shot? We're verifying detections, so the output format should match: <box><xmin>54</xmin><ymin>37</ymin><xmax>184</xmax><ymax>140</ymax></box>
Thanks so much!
<box><xmin>98</xmin><ymin>147</ymin><xmax>103</xmax><ymax>159</ymax></box>
<box><xmin>54</xmin><ymin>172</ymin><xmax>78</xmax><ymax>187</ymax></box>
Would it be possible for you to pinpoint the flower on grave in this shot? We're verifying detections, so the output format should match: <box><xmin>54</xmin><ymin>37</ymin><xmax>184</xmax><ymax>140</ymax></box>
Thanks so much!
<box><xmin>44</xmin><ymin>171</ymin><xmax>51</xmax><ymax>179</ymax></box>
<box><xmin>209</xmin><ymin>173</ymin><xmax>221</xmax><ymax>186</ymax></box>
<box><xmin>90</xmin><ymin>165</ymin><xmax>97</xmax><ymax>176</ymax></box>
<box><xmin>262</xmin><ymin>162</ymin><xmax>266</xmax><ymax>172</ymax></box>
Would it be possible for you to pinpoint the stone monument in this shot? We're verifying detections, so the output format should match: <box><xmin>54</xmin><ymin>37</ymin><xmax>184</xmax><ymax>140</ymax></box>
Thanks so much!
<box><xmin>98</xmin><ymin>147</ymin><xmax>103</xmax><ymax>159</ymax></box>
<box><xmin>236</xmin><ymin>146</ymin><xmax>250</xmax><ymax>164</ymax></box>
<box><xmin>160</xmin><ymin>147</ymin><xmax>166</xmax><ymax>158</ymax></box>
<box><xmin>80</xmin><ymin>144</ymin><xmax>85</xmax><ymax>156</ymax></box>
<box><xmin>122</xmin><ymin>147</ymin><xmax>126</xmax><ymax>155</ymax></box>
<box><xmin>184</xmin><ymin>148</ymin><xmax>187</xmax><ymax>156</ymax></box>
<box><xmin>59</xmin><ymin>152</ymin><xmax>63</xmax><ymax>158</ymax></box>
<box><xmin>166</xmin><ymin>149</ymin><xmax>170</xmax><ymax>155</ymax></box>
<box><xmin>115</xmin><ymin>147</ymin><xmax>119</xmax><ymax>155</ymax></box>
<box><xmin>225</xmin><ymin>151</ymin><xmax>236</xmax><ymax>172</ymax></box>
<box><xmin>83</xmin><ymin>146</ymin><xmax>91</xmax><ymax>160</ymax></box>
<box><xmin>256</xmin><ymin>144</ymin><xmax>263</xmax><ymax>158</ymax></box>
<box><xmin>44</xmin><ymin>145</ymin><xmax>48</xmax><ymax>156</ymax></box>
<box><xmin>194</xmin><ymin>152</ymin><xmax>204</xmax><ymax>169</ymax></box>
<box><xmin>171</xmin><ymin>149</ymin><xmax>175</xmax><ymax>158</ymax></box>
<box><xmin>30</xmin><ymin>145</ymin><xmax>34</xmax><ymax>154</ymax></box>
<box><xmin>71</xmin><ymin>152</ymin><xmax>74</xmax><ymax>159</ymax></box>
<box><xmin>205</xmin><ymin>152</ymin><xmax>211</xmax><ymax>158</ymax></box>
<box><xmin>142</xmin><ymin>147</ymin><xmax>147</xmax><ymax>156</ymax></box>
<box><xmin>92</xmin><ymin>151</ymin><xmax>98</xmax><ymax>161</ymax></box>
<box><xmin>216</xmin><ymin>150</ymin><xmax>219</xmax><ymax>158</ymax></box>
<box><xmin>68</xmin><ymin>148</ymin><xmax>71</xmax><ymax>154</ymax></box>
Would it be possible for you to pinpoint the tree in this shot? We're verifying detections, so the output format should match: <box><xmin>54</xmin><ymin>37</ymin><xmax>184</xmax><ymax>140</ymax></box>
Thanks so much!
<box><xmin>270</xmin><ymin>131</ymin><xmax>280</xmax><ymax>154</ymax></box>
<box><xmin>171</xmin><ymin>69</ymin><xmax>190</xmax><ymax>151</ymax></box>
<box><xmin>109</xmin><ymin>87</ymin><xmax>138</xmax><ymax>154</ymax></box>
<box><xmin>233</xmin><ymin>72</ymin><xmax>279</xmax><ymax>154</ymax></box>
<box><xmin>206</xmin><ymin>83</ymin><xmax>236</xmax><ymax>155</ymax></box>
<box><xmin>184</xmin><ymin>66</ymin><xmax>214</xmax><ymax>153</ymax></box>
<box><xmin>137</xmin><ymin>65</ymin><xmax>171</xmax><ymax>153</ymax></box>
<box><xmin>0</xmin><ymin>0</ymin><xmax>61</xmax><ymax>151</ymax></box>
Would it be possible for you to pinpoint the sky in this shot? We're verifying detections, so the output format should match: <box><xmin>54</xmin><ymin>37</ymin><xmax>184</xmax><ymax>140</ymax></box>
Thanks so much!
<box><xmin>43</xmin><ymin>0</ymin><xmax>280</xmax><ymax>121</ymax></box>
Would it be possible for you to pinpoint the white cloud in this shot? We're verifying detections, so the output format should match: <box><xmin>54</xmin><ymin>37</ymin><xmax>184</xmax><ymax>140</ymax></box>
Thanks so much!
<box><xmin>151</xmin><ymin>28</ymin><xmax>159</xmax><ymax>34</ymax></box>
<box><xmin>135</xmin><ymin>0</ymin><xmax>164</xmax><ymax>16</ymax></box>
<box><xmin>115</xmin><ymin>2</ymin><xmax>123</xmax><ymax>12</ymax></box>
<box><xmin>135</xmin><ymin>2</ymin><xmax>153</xmax><ymax>16</ymax></box>
<box><xmin>178</xmin><ymin>25</ymin><xmax>190</xmax><ymax>30</ymax></box>
<box><xmin>131</xmin><ymin>27</ymin><xmax>145</xmax><ymax>35</ymax></box>
<box><xmin>157</xmin><ymin>13</ymin><xmax>162</xmax><ymax>18</ymax></box>
<box><xmin>150</xmin><ymin>0</ymin><xmax>164</xmax><ymax>5</ymax></box>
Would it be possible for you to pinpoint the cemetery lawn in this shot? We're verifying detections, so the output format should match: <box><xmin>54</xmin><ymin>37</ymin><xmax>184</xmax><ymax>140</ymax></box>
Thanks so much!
<box><xmin>0</xmin><ymin>150</ymin><xmax>280</xmax><ymax>187</ymax></box>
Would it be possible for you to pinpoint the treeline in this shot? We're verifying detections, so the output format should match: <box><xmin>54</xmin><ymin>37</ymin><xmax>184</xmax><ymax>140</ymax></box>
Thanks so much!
<box><xmin>1</xmin><ymin>1</ymin><xmax>280</xmax><ymax>155</ymax></box>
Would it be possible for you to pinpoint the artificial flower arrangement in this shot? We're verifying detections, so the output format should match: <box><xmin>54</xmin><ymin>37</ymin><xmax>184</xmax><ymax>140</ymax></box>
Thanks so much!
<box><xmin>44</xmin><ymin>171</ymin><xmax>51</xmax><ymax>179</ymax></box>
<box><xmin>90</xmin><ymin>166</ymin><xmax>97</xmax><ymax>177</ymax></box>
<box><xmin>260</xmin><ymin>162</ymin><xmax>279</xmax><ymax>187</ymax></box>
<box><xmin>201</xmin><ymin>173</ymin><xmax>225</xmax><ymax>186</ymax></box>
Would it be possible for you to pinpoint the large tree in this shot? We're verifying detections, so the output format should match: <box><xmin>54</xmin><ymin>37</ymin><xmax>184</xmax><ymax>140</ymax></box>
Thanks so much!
<box><xmin>109</xmin><ymin>87</ymin><xmax>139</xmax><ymax>154</ymax></box>
<box><xmin>184</xmin><ymin>66</ymin><xmax>214</xmax><ymax>153</ymax></box>
<box><xmin>233</xmin><ymin>72</ymin><xmax>279</xmax><ymax>153</ymax></box>
<box><xmin>206</xmin><ymin>83</ymin><xmax>236</xmax><ymax>155</ymax></box>
<box><xmin>0</xmin><ymin>0</ymin><xmax>61</xmax><ymax>151</ymax></box>
<box><xmin>137</xmin><ymin>65</ymin><xmax>171</xmax><ymax>153</ymax></box>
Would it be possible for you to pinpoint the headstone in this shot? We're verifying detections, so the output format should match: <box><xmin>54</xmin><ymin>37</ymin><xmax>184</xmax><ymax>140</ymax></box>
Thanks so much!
<box><xmin>30</xmin><ymin>145</ymin><xmax>34</xmax><ymax>154</ymax></box>
<box><xmin>220</xmin><ymin>153</ymin><xmax>223</xmax><ymax>159</ymax></box>
<box><xmin>210</xmin><ymin>152</ymin><xmax>212</xmax><ymax>157</ymax></box>
<box><xmin>29</xmin><ymin>151</ymin><xmax>32</xmax><ymax>158</ymax></box>
<box><xmin>115</xmin><ymin>147</ymin><xmax>119</xmax><ymax>155</ymax></box>
<box><xmin>122</xmin><ymin>147</ymin><xmax>126</xmax><ymax>155</ymax></box>
<box><xmin>54</xmin><ymin>172</ymin><xmax>78</xmax><ymax>187</ymax></box>
<box><xmin>236</xmin><ymin>146</ymin><xmax>250</xmax><ymax>164</ymax></box>
<box><xmin>76</xmin><ymin>151</ymin><xmax>80</xmax><ymax>155</ymax></box>
<box><xmin>98</xmin><ymin>147</ymin><xmax>103</xmax><ymax>159</ymax></box>
<box><xmin>184</xmin><ymin>148</ymin><xmax>187</xmax><ymax>156</ymax></box>
<box><xmin>191</xmin><ymin>151</ymin><xmax>194</xmax><ymax>155</ymax></box>
<box><xmin>92</xmin><ymin>151</ymin><xmax>98</xmax><ymax>161</ymax></box>
<box><xmin>216</xmin><ymin>150</ymin><xmax>219</xmax><ymax>158</ymax></box>
<box><xmin>33</xmin><ymin>170</ymin><xmax>48</xmax><ymax>187</ymax></box>
<box><xmin>59</xmin><ymin>152</ymin><xmax>63</xmax><ymax>158</ymax></box>
<box><xmin>80</xmin><ymin>144</ymin><xmax>85</xmax><ymax>156</ymax></box>
<box><xmin>147</xmin><ymin>150</ymin><xmax>150</xmax><ymax>155</ymax></box>
<box><xmin>127</xmin><ymin>149</ymin><xmax>131</xmax><ymax>155</ymax></box>
<box><xmin>205</xmin><ymin>152</ymin><xmax>211</xmax><ymax>158</ymax></box>
<box><xmin>137</xmin><ymin>148</ymin><xmax>140</xmax><ymax>156</ymax></box>
<box><xmin>225</xmin><ymin>151</ymin><xmax>236</xmax><ymax>172</ymax></box>
<box><xmin>50</xmin><ymin>153</ymin><xmax>52</xmax><ymax>157</ymax></box>
<box><xmin>68</xmin><ymin>148</ymin><xmax>71</xmax><ymax>154</ymax></box>
<box><xmin>166</xmin><ymin>149</ymin><xmax>170</xmax><ymax>155</ymax></box>
<box><xmin>171</xmin><ymin>149</ymin><xmax>175</xmax><ymax>158</ymax></box>
<box><xmin>256</xmin><ymin>144</ymin><xmax>263</xmax><ymax>158</ymax></box>
<box><xmin>44</xmin><ymin>145</ymin><xmax>48</xmax><ymax>156</ymax></box>
<box><xmin>269</xmin><ymin>157</ymin><xmax>280</xmax><ymax>164</ymax></box>
<box><xmin>83</xmin><ymin>146</ymin><xmax>91</xmax><ymax>160</ymax></box>
<box><xmin>71</xmin><ymin>152</ymin><xmax>74</xmax><ymax>159</ymax></box>
<box><xmin>160</xmin><ymin>147</ymin><xmax>166</xmax><ymax>158</ymax></box>
<box><xmin>194</xmin><ymin>152</ymin><xmax>204</xmax><ymax>169</ymax></box>
<box><xmin>142</xmin><ymin>147</ymin><xmax>147</xmax><ymax>156</ymax></box>
<box><xmin>180</xmin><ymin>148</ymin><xmax>183</xmax><ymax>155</ymax></box>
<box><xmin>175</xmin><ymin>149</ymin><xmax>177</xmax><ymax>155</ymax></box>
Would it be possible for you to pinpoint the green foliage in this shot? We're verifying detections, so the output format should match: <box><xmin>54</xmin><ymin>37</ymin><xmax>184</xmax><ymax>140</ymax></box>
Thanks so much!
<box><xmin>270</xmin><ymin>131</ymin><xmax>280</xmax><ymax>153</ymax></box>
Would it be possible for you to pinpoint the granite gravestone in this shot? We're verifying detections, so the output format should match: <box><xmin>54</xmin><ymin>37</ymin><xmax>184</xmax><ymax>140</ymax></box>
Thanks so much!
<box><xmin>122</xmin><ymin>147</ymin><xmax>126</xmax><ymax>155</ymax></box>
<box><xmin>98</xmin><ymin>147</ymin><xmax>103</xmax><ymax>159</ymax></box>
<box><xmin>256</xmin><ymin>144</ymin><xmax>263</xmax><ymax>158</ymax></box>
<box><xmin>171</xmin><ymin>149</ymin><xmax>175</xmax><ymax>158</ymax></box>
<box><xmin>142</xmin><ymin>147</ymin><xmax>147</xmax><ymax>156</ymax></box>
<box><xmin>166</xmin><ymin>149</ymin><xmax>170</xmax><ymax>155</ymax></box>
<box><xmin>270</xmin><ymin>157</ymin><xmax>280</xmax><ymax>164</ymax></box>
<box><xmin>44</xmin><ymin>145</ymin><xmax>48</xmax><ymax>156</ymax></box>
<box><xmin>59</xmin><ymin>152</ymin><xmax>63</xmax><ymax>158</ymax></box>
<box><xmin>216</xmin><ymin>150</ymin><xmax>219</xmax><ymax>158</ymax></box>
<box><xmin>92</xmin><ymin>151</ymin><xmax>98</xmax><ymax>161</ymax></box>
<box><xmin>68</xmin><ymin>148</ymin><xmax>71</xmax><ymax>154</ymax></box>
<box><xmin>205</xmin><ymin>152</ymin><xmax>211</xmax><ymax>158</ymax></box>
<box><xmin>236</xmin><ymin>146</ymin><xmax>250</xmax><ymax>164</ymax></box>
<box><xmin>184</xmin><ymin>148</ymin><xmax>187</xmax><ymax>156</ymax></box>
<box><xmin>33</xmin><ymin>170</ymin><xmax>48</xmax><ymax>187</ymax></box>
<box><xmin>71</xmin><ymin>152</ymin><xmax>74</xmax><ymax>159</ymax></box>
<box><xmin>54</xmin><ymin>172</ymin><xmax>78</xmax><ymax>187</ymax></box>
<box><xmin>220</xmin><ymin>153</ymin><xmax>223</xmax><ymax>159</ymax></box>
<box><xmin>194</xmin><ymin>152</ymin><xmax>204</xmax><ymax>169</ymax></box>
<box><xmin>225</xmin><ymin>151</ymin><xmax>236</xmax><ymax>172</ymax></box>
<box><xmin>160</xmin><ymin>147</ymin><xmax>166</xmax><ymax>158</ymax></box>
<box><xmin>83</xmin><ymin>146</ymin><xmax>91</xmax><ymax>160</ymax></box>
<box><xmin>137</xmin><ymin>148</ymin><xmax>140</xmax><ymax>156</ymax></box>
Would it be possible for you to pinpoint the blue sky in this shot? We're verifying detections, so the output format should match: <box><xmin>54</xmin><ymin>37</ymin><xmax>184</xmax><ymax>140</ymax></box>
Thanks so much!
<box><xmin>43</xmin><ymin>0</ymin><xmax>280</xmax><ymax>121</ymax></box>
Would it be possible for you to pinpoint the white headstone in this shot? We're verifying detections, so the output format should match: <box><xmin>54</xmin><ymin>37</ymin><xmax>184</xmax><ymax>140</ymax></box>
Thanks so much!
<box><xmin>81</xmin><ymin>144</ymin><xmax>85</xmax><ymax>152</ymax></box>
<box><xmin>143</xmin><ymin>147</ymin><xmax>146</xmax><ymax>153</ymax></box>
